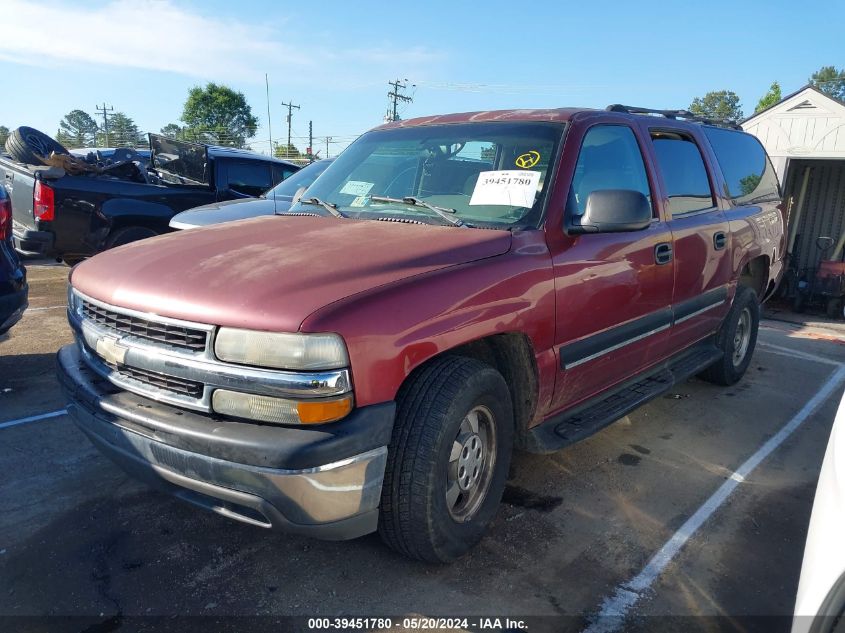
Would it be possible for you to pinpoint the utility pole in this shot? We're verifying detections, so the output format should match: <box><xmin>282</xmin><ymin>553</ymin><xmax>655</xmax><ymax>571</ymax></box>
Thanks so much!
<box><xmin>325</xmin><ymin>136</ymin><xmax>332</xmax><ymax>158</ymax></box>
<box><xmin>387</xmin><ymin>79</ymin><xmax>413</xmax><ymax>122</ymax></box>
<box><xmin>308</xmin><ymin>121</ymin><xmax>313</xmax><ymax>160</ymax></box>
<box><xmin>280</xmin><ymin>100</ymin><xmax>299</xmax><ymax>158</ymax></box>
<box><xmin>95</xmin><ymin>102</ymin><xmax>114</xmax><ymax>146</ymax></box>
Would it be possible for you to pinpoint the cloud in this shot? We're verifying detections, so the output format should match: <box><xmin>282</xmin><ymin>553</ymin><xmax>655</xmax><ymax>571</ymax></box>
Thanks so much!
<box><xmin>0</xmin><ymin>0</ymin><xmax>444</xmax><ymax>84</ymax></box>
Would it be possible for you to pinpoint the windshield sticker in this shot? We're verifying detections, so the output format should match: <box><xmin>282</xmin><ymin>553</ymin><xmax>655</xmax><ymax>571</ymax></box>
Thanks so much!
<box><xmin>515</xmin><ymin>151</ymin><xmax>541</xmax><ymax>169</ymax></box>
<box><xmin>349</xmin><ymin>195</ymin><xmax>369</xmax><ymax>208</ymax></box>
<box><xmin>469</xmin><ymin>170</ymin><xmax>541</xmax><ymax>207</ymax></box>
<box><xmin>339</xmin><ymin>180</ymin><xmax>374</xmax><ymax>196</ymax></box>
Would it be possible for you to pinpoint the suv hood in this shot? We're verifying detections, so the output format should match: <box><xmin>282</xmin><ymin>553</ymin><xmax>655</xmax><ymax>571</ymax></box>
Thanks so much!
<box><xmin>169</xmin><ymin>197</ymin><xmax>281</xmax><ymax>229</ymax></box>
<box><xmin>71</xmin><ymin>216</ymin><xmax>512</xmax><ymax>332</ymax></box>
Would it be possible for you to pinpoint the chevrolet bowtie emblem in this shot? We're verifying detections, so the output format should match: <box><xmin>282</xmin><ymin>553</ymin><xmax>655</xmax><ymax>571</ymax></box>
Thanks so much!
<box><xmin>96</xmin><ymin>336</ymin><xmax>128</xmax><ymax>365</ymax></box>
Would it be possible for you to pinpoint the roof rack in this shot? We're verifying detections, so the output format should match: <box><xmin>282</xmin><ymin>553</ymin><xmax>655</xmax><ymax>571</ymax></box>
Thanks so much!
<box><xmin>605</xmin><ymin>104</ymin><xmax>742</xmax><ymax>130</ymax></box>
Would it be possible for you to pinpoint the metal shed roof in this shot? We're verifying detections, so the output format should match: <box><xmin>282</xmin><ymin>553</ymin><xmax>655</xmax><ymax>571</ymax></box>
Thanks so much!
<box><xmin>742</xmin><ymin>85</ymin><xmax>845</xmax><ymax>179</ymax></box>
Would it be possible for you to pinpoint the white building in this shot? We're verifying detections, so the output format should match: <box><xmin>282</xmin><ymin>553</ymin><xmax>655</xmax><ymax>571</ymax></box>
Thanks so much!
<box><xmin>742</xmin><ymin>85</ymin><xmax>845</xmax><ymax>273</ymax></box>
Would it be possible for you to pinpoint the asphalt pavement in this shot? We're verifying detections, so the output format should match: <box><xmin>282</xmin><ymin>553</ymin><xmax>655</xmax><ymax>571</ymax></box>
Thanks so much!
<box><xmin>2</xmin><ymin>260</ymin><xmax>845</xmax><ymax>633</ymax></box>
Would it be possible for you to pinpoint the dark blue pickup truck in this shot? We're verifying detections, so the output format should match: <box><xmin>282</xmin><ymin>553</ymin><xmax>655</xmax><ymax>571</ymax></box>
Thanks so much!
<box><xmin>0</xmin><ymin>187</ymin><xmax>27</xmax><ymax>335</ymax></box>
<box><xmin>1</xmin><ymin>134</ymin><xmax>298</xmax><ymax>265</ymax></box>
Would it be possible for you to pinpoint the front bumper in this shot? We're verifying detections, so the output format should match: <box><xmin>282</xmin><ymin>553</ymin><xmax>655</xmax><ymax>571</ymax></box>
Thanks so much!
<box><xmin>58</xmin><ymin>344</ymin><xmax>396</xmax><ymax>540</ymax></box>
<box><xmin>0</xmin><ymin>284</ymin><xmax>28</xmax><ymax>332</ymax></box>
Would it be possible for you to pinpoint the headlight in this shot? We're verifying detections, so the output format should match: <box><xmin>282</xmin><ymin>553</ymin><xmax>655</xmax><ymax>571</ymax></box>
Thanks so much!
<box><xmin>214</xmin><ymin>328</ymin><xmax>349</xmax><ymax>370</ymax></box>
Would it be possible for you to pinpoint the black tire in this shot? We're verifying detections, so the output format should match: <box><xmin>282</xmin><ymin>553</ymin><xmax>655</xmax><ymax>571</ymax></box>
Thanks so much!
<box><xmin>792</xmin><ymin>292</ymin><xmax>806</xmax><ymax>313</ymax></box>
<box><xmin>700</xmin><ymin>286</ymin><xmax>760</xmax><ymax>386</ymax></box>
<box><xmin>104</xmin><ymin>226</ymin><xmax>158</xmax><ymax>249</ymax></box>
<box><xmin>4</xmin><ymin>127</ymin><xmax>69</xmax><ymax>165</ymax></box>
<box><xmin>827</xmin><ymin>298</ymin><xmax>842</xmax><ymax>320</ymax></box>
<box><xmin>61</xmin><ymin>256</ymin><xmax>85</xmax><ymax>267</ymax></box>
<box><xmin>379</xmin><ymin>356</ymin><xmax>514</xmax><ymax>563</ymax></box>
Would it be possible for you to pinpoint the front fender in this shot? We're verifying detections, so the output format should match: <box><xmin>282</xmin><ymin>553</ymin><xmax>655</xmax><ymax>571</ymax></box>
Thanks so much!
<box><xmin>300</xmin><ymin>230</ymin><xmax>557</xmax><ymax>409</ymax></box>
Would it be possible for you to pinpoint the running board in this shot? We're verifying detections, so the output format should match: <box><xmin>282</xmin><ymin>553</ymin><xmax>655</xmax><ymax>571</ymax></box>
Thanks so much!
<box><xmin>523</xmin><ymin>343</ymin><xmax>723</xmax><ymax>454</ymax></box>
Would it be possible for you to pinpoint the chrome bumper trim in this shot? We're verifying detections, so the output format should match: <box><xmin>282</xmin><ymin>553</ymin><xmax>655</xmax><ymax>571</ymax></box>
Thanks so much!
<box><xmin>69</xmin><ymin>399</ymin><xmax>387</xmax><ymax>529</ymax></box>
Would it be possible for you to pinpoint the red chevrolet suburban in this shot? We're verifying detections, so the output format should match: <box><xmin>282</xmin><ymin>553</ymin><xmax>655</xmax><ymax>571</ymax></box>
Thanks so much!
<box><xmin>58</xmin><ymin>105</ymin><xmax>784</xmax><ymax>562</ymax></box>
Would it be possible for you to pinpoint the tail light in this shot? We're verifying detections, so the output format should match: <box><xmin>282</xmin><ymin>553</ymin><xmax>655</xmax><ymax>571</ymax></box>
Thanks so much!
<box><xmin>33</xmin><ymin>180</ymin><xmax>54</xmax><ymax>222</ymax></box>
<box><xmin>0</xmin><ymin>196</ymin><xmax>11</xmax><ymax>241</ymax></box>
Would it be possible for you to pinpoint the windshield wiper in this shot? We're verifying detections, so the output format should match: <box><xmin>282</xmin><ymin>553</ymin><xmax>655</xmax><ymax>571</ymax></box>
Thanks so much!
<box><xmin>299</xmin><ymin>197</ymin><xmax>347</xmax><ymax>218</ymax></box>
<box><xmin>370</xmin><ymin>196</ymin><xmax>466</xmax><ymax>227</ymax></box>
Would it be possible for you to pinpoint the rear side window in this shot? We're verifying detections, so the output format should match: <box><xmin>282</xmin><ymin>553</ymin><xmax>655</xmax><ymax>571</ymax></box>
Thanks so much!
<box><xmin>703</xmin><ymin>127</ymin><xmax>780</xmax><ymax>205</ymax></box>
<box><xmin>567</xmin><ymin>125</ymin><xmax>652</xmax><ymax>216</ymax></box>
<box><xmin>650</xmin><ymin>131</ymin><xmax>715</xmax><ymax>216</ymax></box>
<box><xmin>226</xmin><ymin>162</ymin><xmax>273</xmax><ymax>196</ymax></box>
<box><xmin>273</xmin><ymin>165</ymin><xmax>299</xmax><ymax>184</ymax></box>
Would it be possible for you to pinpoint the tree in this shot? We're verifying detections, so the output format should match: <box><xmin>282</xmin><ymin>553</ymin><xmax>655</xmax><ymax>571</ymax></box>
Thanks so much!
<box><xmin>273</xmin><ymin>142</ymin><xmax>301</xmax><ymax>159</ymax></box>
<box><xmin>56</xmin><ymin>110</ymin><xmax>99</xmax><ymax>148</ymax></box>
<box><xmin>754</xmin><ymin>81</ymin><xmax>782</xmax><ymax>114</ymax></box>
<box><xmin>160</xmin><ymin>123</ymin><xmax>184</xmax><ymax>139</ymax></box>
<box><xmin>689</xmin><ymin>90</ymin><xmax>744</xmax><ymax>121</ymax></box>
<box><xmin>809</xmin><ymin>66</ymin><xmax>845</xmax><ymax>101</ymax></box>
<box><xmin>96</xmin><ymin>112</ymin><xmax>145</xmax><ymax>147</ymax></box>
<box><xmin>0</xmin><ymin>126</ymin><xmax>9</xmax><ymax>149</ymax></box>
<box><xmin>180</xmin><ymin>83</ymin><xmax>258</xmax><ymax>148</ymax></box>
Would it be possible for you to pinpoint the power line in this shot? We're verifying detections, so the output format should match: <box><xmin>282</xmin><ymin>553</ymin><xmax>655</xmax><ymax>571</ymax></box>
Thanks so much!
<box><xmin>387</xmin><ymin>79</ymin><xmax>413</xmax><ymax>122</ymax></box>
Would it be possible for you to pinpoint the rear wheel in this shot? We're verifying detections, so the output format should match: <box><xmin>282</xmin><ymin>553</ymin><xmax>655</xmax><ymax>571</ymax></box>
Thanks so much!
<box><xmin>61</xmin><ymin>256</ymin><xmax>85</xmax><ymax>267</ymax></box>
<box><xmin>105</xmin><ymin>226</ymin><xmax>158</xmax><ymax>249</ymax></box>
<box><xmin>700</xmin><ymin>286</ymin><xmax>759</xmax><ymax>386</ymax></box>
<box><xmin>826</xmin><ymin>298</ymin><xmax>842</xmax><ymax>320</ymax></box>
<box><xmin>379</xmin><ymin>356</ymin><xmax>513</xmax><ymax>562</ymax></box>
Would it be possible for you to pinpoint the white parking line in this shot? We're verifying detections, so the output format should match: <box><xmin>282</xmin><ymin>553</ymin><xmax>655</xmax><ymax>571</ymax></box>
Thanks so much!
<box><xmin>758</xmin><ymin>341</ymin><xmax>843</xmax><ymax>367</ymax></box>
<box><xmin>0</xmin><ymin>409</ymin><xmax>68</xmax><ymax>430</ymax></box>
<box><xmin>584</xmin><ymin>362</ymin><xmax>845</xmax><ymax>633</ymax></box>
<box><xmin>25</xmin><ymin>305</ymin><xmax>67</xmax><ymax>312</ymax></box>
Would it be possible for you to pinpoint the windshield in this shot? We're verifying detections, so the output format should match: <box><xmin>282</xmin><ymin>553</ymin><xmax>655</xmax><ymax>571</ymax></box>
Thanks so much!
<box><xmin>291</xmin><ymin>122</ymin><xmax>564</xmax><ymax>228</ymax></box>
<box><xmin>266</xmin><ymin>159</ymin><xmax>333</xmax><ymax>199</ymax></box>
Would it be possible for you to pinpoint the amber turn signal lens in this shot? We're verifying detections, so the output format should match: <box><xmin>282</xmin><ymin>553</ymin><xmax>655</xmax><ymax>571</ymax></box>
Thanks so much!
<box><xmin>297</xmin><ymin>396</ymin><xmax>354</xmax><ymax>424</ymax></box>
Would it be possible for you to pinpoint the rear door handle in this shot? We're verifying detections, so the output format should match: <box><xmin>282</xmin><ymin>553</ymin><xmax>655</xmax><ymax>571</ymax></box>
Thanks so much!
<box><xmin>655</xmin><ymin>242</ymin><xmax>673</xmax><ymax>265</ymax></box>
<box><xmin>714</xmin><ymin>231</ymin><xmax>727</xmax><ymax>250</ymax></box>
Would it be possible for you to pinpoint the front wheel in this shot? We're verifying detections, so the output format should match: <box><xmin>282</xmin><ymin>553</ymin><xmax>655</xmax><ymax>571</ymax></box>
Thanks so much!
<box><xmin>700</xmin><ymin>286</ymin><xmax>760</xmax><ymax>386</ymax></box>
<box><xmin>379</xmin><ymin>356</ymin><xmax>513</xmax><ymax>562</ymax></box>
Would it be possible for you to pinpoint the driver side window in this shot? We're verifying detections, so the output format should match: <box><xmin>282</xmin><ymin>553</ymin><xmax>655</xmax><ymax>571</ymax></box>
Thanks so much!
<box><xmin>567</xmin><ymin>125</ymin><xmax>651</xmax><ymax>217</ymax></box>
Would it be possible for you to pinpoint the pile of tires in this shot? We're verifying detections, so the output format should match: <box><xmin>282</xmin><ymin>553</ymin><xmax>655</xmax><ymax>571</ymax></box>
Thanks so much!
<box><xmin>4</xmin><ymin>127</ymin><xmax>69</xmax><ymax>165</ymax></box>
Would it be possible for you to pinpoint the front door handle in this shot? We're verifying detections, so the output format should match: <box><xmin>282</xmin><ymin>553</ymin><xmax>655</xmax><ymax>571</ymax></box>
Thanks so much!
<box><xmin>714</xmin><ymin>231</ymin><xmax>727</xmax><ymax>250</ymax></box>
<box><xmin>655</xmin><ymin>242</ymin><xmax>673</xmax><ymax>265</ymax></box>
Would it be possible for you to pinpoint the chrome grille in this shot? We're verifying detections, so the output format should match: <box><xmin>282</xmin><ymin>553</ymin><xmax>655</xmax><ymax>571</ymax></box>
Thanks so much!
<box><xmin>81</xmin><ymin>300</ymin><xmax>207</xmax><ymax>352</ymax></box>
<box><xmin>113</xmin><ymin>364</ymin><xmax>204</xmax><ymax>398</ymax></box>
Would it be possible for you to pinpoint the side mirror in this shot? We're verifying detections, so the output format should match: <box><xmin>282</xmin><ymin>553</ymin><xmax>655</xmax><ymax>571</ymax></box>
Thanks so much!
<box><xmin>568</xmin><ymin>189</ymin><xmax>652</xmax><ymax>234</ymax></box>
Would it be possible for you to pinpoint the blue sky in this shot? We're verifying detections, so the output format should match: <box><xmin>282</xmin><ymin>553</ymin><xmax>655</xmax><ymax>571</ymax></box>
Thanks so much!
<box><xmin>1</xmin><ymin>0</ymin><xmax>842</xmax><ymax>155</ymax></box>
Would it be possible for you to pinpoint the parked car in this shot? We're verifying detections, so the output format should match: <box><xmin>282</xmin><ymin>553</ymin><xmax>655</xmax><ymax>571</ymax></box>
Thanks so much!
<box><xmin>1</xmin><ymin>132</ymin><xmax>299</xmax><ymax>264</ymax></box>
<box><xmin>170</xmin><ymin>158</ymin><xmax>334</xmax><ymax>230</ymax></box>
<box><xmin>793</xmin><ymin>390</ymin><xmax>845</xmax><ymax>633</ymax></box>
<box><xmin>58</xmin><ymin>105</ymin><xmax>784</xmax><ymax>562</ymax></box>
<box><xmin>0</xmin><ymin>187</ymin><xmax>27</xmax><ymax>335</ymax></box>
